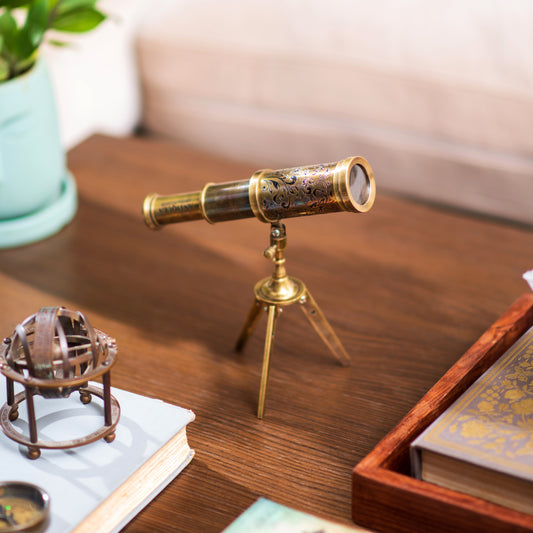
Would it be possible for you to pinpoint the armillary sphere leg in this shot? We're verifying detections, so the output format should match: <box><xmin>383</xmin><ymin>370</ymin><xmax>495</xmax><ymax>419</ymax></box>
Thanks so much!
<box><xmin>25</xmin><ymin>387</ymin><xmax>38</xmax><ymax>444</ymax></box>
<box><xmin>102</xmin><ymin>371</ymin><xmax>115</xmax><ymax>442</ymax></box>
<box><xmin>25</xmin><ymin>387</ymin><xmax>41</xmax><ymax>459</ymax></box>
<box><xmin>6</xmin><ymin>379</ymin><xmax>18</xmax><ymax>421</ymax></box>
<box><xmin>6</xmin><ymin>378</ymin><xmax>14</xmax><ymax>405</ymax></box>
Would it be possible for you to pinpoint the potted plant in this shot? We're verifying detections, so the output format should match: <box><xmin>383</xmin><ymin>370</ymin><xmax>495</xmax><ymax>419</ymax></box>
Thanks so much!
<box><xmin>0</xmin><ymin>0</ymin><xmax>106</xmax><ymax>248</ymax></box>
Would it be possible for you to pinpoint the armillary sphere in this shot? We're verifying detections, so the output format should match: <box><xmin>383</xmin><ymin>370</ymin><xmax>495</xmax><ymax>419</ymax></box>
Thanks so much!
<box><xmin>0</xmin><ymin>307</ymin><xmax>120</xmax><ymax>459</ymax></box>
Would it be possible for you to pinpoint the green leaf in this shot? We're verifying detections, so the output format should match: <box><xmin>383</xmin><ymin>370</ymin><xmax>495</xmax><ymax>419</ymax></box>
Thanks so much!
<box><xmin>47</xmin><ymin>38</ymin><xmax>70</xmax><ymax>46</ymax></box>
<box><xmin>3</xmin><ymin>29</ymin><xmax>37</xmax><ymax>76</ymax></box>
<box><xmin>0</xmin><ymin>1</ymin><xmax>31</xmax><ymax>8</ymax></box>
<box><xmin>13</xmin><ymin>47</ymin><xmax>37</xmax><ymax>74</ymax></box>
<box><xmin>0</xmin><ymin>10</ymin><xmax>18</xmax><ymax>53</ymax></box>
<box><xmin>0</xmin><ymin>9</ymin><xmax>17</xmax><ymax>34</ymax></box>
<box><xmin>0</xmin><ymin>56</ymin><xmax>9</xmax><ymax>80</ymax></box>
<box><xmin>56</xmin><ymin>0</ymin><xmax>96</xmax><ymax>14</ymax></box>
<box><xmin>0</xmin><ymin>9</ymin><xmax>35</xmax><ymax>68</ymax></box>
<box><xmin>50</xmin><ymin>6</ymin><xmax>105</xmax><ymax>32</ymax></box>
<box><xmin>24</xmin><ymin>0</ymin><xmax>48</xmax><ymax>48</ymax></box>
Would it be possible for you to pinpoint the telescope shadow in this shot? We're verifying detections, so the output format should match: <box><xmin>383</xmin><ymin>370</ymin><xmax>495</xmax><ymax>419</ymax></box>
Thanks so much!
<box><xmin>0</xmin><ymin>195</ymin><xmax>264</xmax><ymax>357</ymax></box>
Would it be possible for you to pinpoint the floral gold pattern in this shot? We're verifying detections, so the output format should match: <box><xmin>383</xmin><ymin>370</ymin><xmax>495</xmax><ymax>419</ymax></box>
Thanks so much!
<box><xmin>425</xmin><ymin>327</ymin><xmax>533</xmax><ymax>474</ymax></box>
<box><xmin>258</xmin><ymin>162</ymin><xmax>340</xmax><ymax>220</ymax></box>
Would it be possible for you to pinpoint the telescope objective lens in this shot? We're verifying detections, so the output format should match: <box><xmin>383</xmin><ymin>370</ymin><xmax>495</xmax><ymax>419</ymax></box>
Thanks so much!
<box><xmin>349</xmin><ymin>164</ymin><xmax>370</xmax><ymax>207</ymax></box>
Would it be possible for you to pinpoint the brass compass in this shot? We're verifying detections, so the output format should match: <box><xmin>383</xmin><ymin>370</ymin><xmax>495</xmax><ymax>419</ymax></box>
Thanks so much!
<box><xmin>0</xmin><ymin>482</ymin><xmax>49</xmax><ymax>532</ymax></box>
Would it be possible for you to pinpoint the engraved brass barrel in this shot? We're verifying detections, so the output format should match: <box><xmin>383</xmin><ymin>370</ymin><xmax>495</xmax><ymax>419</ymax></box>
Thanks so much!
<box><xmin>143</xmin><ymin>156</ymin><xmax>376</xmax><ymax>228</ymax></box>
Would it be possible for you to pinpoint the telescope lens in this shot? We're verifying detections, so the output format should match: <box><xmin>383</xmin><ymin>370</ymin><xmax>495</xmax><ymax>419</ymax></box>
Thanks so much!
<box><xmin>349</xmin><ymin>164</ymin><xmax>370</xmax><ymax>206</ymax></box>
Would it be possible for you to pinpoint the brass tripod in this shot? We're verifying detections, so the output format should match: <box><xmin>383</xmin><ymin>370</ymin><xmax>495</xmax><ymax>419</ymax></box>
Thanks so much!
<box><xmin>235</xmin><ymin>222</ymin><xmax>350</xmax><ymax>419</ymax></box>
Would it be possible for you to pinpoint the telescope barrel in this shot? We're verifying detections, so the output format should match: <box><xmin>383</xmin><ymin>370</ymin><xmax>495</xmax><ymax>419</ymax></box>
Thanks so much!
<box><xmin>143</xmin><ymin>156</ymin><xmax>375</xmax><ymax>229</ymax></box>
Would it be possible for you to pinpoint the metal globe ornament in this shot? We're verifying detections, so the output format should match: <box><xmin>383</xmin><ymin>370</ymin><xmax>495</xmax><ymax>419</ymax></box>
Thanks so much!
<box><xmin>0</xmin><ymin>307</ymin><xmax>120</xmax><ymax>459</ymax></box>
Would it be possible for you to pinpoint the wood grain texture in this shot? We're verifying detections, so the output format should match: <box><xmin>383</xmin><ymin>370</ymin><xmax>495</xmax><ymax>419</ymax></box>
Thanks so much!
<box><xmin>1</xmin><ymin>135</ymin><xmax>533</xmax><ymax>532</ymax></box>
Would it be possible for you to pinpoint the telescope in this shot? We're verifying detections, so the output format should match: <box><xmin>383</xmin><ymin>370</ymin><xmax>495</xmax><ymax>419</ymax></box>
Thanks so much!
<box><xmin>143</xmin><ymin>156</ymin><xmax>375</xmax><ymax>228</ymax></box>
<box><xmin>142</xmin><ymin>156</ymin><xmax>376</xmax><ymax>418</ymax></box>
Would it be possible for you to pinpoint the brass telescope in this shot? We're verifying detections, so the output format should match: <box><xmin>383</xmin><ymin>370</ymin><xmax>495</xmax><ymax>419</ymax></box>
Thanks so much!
<box><xmin>143</xmin><ymin>156</ymin><xmax>375</xmax><ymax>228</ymax></box>
<box><xmin>142</xmin><ymin>156</ymin><xmax>376</xmax><ymax>418</ymax></box>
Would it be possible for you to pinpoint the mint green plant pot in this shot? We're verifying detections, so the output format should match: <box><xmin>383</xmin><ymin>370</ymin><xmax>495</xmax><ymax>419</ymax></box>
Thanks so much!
<box><xmin>0</xmin><ymin>59</ymin><xmax>77</xmax><ymax>249</ymax></box>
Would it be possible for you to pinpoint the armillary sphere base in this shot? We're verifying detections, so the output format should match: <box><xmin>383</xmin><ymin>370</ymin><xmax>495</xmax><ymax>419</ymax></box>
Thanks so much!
<box><xmin>0</xmin><ymin>384</ymin><xmax>120</xmax><ymax>460</ymax></box>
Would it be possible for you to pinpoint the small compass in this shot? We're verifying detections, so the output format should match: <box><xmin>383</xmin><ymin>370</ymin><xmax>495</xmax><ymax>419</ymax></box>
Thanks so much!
<box><xmin>0</xmin><ymin>482</ymin><xmax>49</xmax><ymax>532</ymax></box>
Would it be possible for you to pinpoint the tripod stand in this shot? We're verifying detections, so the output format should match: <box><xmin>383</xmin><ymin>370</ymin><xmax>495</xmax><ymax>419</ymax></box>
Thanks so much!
<box><xmin>235</xmin><ymin>222</ymin><xmax>350</xmax><ymax>418</ymax></box>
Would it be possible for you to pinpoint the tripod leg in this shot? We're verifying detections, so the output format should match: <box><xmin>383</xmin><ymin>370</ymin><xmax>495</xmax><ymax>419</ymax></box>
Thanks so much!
<box><xmin>257</xmin><ymin>305</ymin><xmax>279</xmax><ymax>419</ymax></box>
<box><xmin>235</xmin><ymin>299</ymin><xmax>263</xmax><ymax>352</ymax></box>
<box><xmin>299</xmin><ymin>290</ymin><xmax>350</xmax><ymax>366</ymax></box>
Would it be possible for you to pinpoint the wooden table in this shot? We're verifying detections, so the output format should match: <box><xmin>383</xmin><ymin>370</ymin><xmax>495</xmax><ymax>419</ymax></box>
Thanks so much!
<box><xmin>1</xmin><ymin>135</ymin><xmax>533</xmax><ymax>532</ymax></box>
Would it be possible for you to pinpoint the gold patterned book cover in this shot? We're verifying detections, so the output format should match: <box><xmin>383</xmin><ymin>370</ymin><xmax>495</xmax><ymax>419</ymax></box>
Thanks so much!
<box><xmin>411</xmin><ymin>325</ymin><xmax>533</xmax><ymax>513</ymax></box>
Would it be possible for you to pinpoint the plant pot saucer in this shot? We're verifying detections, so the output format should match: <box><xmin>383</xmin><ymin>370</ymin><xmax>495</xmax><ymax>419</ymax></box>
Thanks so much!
<box><xmin>0</xmin><ymin>172</ymin><xmax>77</xmax><ymax>249</ymax></box>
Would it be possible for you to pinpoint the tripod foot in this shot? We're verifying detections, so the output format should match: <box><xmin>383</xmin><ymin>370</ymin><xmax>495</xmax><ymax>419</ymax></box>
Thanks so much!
<box><xmin>299</xmin><ymin>290</ymin><xmax>350</xmax><ymax>366</ymax></box>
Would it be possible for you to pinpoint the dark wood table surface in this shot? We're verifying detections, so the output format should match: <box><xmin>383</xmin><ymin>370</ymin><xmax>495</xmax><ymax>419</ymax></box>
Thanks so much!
<box><xmin>1</xmin><ymin>135</ymin><xmax>533</xmax><ymax>532</ymax></box>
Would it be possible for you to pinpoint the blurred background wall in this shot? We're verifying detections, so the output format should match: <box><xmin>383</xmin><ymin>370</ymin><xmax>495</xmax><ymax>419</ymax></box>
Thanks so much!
<box><xmin>44</xmin><ymin>0</ymin><xmax>533</xmax><ymax>225</ymax></box>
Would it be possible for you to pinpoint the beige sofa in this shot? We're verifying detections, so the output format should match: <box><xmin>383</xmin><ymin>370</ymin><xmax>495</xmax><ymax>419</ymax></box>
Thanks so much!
<box><xmin>136</xmin><ymin>1</ymin><xmax>533</xmax><ymax>224</ymax></box>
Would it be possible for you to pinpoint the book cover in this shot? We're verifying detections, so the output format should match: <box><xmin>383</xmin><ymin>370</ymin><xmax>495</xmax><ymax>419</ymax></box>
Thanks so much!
<box><xmin>411</xmin><ymin>324</ymin><xmax>533</xmax><ymax>511</ymax></box>
<box><xmin>222</xmin><ymin>498</ymin><xmax>369</xmax><ymax>532</ymax></box>
<box><xmin>0</xmin><ymin>382</ymin><xmax>195</xmax><ymax>532</ymax></box>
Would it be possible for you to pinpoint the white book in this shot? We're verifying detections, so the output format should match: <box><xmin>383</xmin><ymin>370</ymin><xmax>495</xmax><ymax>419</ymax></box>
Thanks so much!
<box><xmin>0</xmin><ymin>382</ymin><xmax>195</xmax><ymax>533</ymax></box>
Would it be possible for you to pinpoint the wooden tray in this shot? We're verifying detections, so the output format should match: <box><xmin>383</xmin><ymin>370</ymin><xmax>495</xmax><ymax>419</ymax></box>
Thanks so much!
<box><xmin>352</xmin><ymin>293</ymin><xmax>533</xmax><ymax>533</ymax></box>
